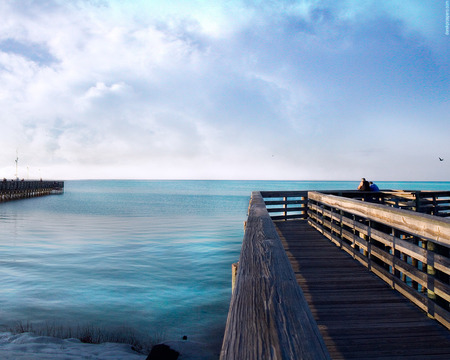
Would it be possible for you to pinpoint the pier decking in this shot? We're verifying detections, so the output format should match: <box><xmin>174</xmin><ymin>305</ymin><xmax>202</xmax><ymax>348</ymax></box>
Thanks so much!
<box><xmin>221</xmin><ymin>189</ymin><xmax>450</xmax><ymax>360</ymax></box>
<box><xmin>277</xmin><ymin>219</ymin><xmax>450</xmax><ymax>359</ymax></box>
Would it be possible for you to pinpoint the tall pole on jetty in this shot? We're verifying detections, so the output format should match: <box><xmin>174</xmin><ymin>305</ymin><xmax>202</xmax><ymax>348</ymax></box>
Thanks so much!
<box><xmin>14</xmin><ymin>150</ymin><xmax>19</xmax><ymax>180</ymax></box>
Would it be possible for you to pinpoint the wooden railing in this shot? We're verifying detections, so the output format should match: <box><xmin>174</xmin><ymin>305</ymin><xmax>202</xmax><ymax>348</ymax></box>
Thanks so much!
<box><xmin>319</xmin><ymin>190</ymin><xmax>450</xmax><ymax>217</ymax></box>
<box><xmin>306</xmin><ymin>191</ymin><xmax>450</xmax><ymax>330</ymax></box>
<box><xmin>415</xmin><ymin>191</ymin><xmax>450</xmax><ymax>216</ymax></box>
<box><xmin>261</xmin><ymin>190</ymin><xmax>450</xmax><ymax>218</ymax></box>
<box><xmin>220</xmin><ymin>191</ymin><xmax>330</xmax><ymax>360</ymax></box>
<box><xmin>260</xmin><ymin>191</ymin><xmax>308</xmax><ymax>221</ymax></box>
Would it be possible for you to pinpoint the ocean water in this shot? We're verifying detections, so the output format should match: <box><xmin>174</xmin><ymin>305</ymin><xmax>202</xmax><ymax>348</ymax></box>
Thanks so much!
<box><xmin>1</xmin><ymin>180</ymin><xmax>449</xmax><ymax>355</ymax></box>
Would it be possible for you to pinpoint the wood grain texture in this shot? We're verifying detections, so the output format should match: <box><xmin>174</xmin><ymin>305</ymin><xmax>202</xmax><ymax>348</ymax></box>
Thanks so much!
<box><xmin>309</xmin><ymin>192</ymin><xmax>450</xmax><ymax>246</ymax></box>
<box><xmin>308</xmin><ymin>192</ymin><xmax>450</xmax><ymax>328</ymax></box>
<box><xmin>220</xmin><ymin>192</ymin><xmax>330</xmax><ymax>360</ymax></box>
<box><xmin>276</xmin><ymin>220</ymin><xmax>450</xmax><ymax>359</ymax></box>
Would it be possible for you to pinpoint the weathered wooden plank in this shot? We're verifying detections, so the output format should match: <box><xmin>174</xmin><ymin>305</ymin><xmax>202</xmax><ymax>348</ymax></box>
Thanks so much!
<box><xmin>270</xmin><ymin>214</ymin><xmax>307</xmax><ymax>221</ymax></box>
<box><xmin>260</xmin><ymin>190</ymin><xmax>308</xmax><ymax>198</ymax></box>
<box><xmin>276</xmin><ymin>220</ymin><xmax>450</xmax><ymax>359</ymax></box>
<box><xmin>267</xmin><ymin>206</ymin><xmax>307</xmax><ymax>213</ymax></box>
<box><xmin>221</xmin><ymin>192</ymin><xmax>330</xmax><ymax>360</ymax></box>
<box><xmin>309</xmin><ymin>191</ymin><xmax>450</xmax><ymax>247</ymax></box>
<box><xmin>310</xmin><ymin>206</ymin><xmax>450</xmax><ymax>326</ymax></box>
<box><xmin>308</xmin><ymin>191</ymin><xmax>450</xmax><ymax>309</ymax></box>
<box><xmin>264</xmin><ymin>199</ymin><xmax>308</xmax><ymax>206</ymax></box>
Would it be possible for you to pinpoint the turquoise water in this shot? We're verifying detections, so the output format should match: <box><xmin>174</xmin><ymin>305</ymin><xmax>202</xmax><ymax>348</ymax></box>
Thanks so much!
<box><xmin>0</xmin><ymin>180</ymin><xmax>449</xmax><ymax>352</ymax></box>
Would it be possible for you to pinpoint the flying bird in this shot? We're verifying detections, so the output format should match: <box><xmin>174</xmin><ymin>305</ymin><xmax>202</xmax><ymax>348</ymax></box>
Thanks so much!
<box><xmin>439</xmin><ymin>157</ymin><xmax>444</xmax><ymax>161</ymax></box>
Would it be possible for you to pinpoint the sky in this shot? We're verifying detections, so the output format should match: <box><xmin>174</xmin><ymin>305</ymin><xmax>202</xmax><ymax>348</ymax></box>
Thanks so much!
<box><xmin>0</xmin><ymin>0</ymin><xmax>448</xmax><ymax>181</ymax></box>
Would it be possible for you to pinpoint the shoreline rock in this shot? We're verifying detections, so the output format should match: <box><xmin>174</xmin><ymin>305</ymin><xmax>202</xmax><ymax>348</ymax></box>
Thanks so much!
<box><xmin>146</xmin><ymin>344</ymin><xmax>179</xmax><ymax>360</ymax></box>
<box><xmin>147</xmin><ymin>339</ymin><xmax>217</xmax><ymax>360</ymax></box>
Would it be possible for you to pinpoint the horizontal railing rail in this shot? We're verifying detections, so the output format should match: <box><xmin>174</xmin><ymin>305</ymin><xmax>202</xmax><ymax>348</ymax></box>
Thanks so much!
<box><xmin>320</xmin><ymin>190</ymin><xmax>450</xmax><ymax>217</ymax></box>
<box><xmin>416</xmin><ymin>191</ymin><xmax>450</xmax><ymax>217</ymax></box>
<box><xmin>307</xmin><ymin>191</ymin><xmax>450</xmax><ymax>330</ymax></box>
<box><xmin>260</xmin><ymin>191</ymin><xmax>308</xmax><ymax>221</ymax></box>
<box><xmin>224</xmin><ymin>189</ymin><xmax>450</xmax><ymax>357</ymax></box>
<box><xmin>220</xmin><ymin>191</ymin><xmax>330</xmax><ymax>360</ymax></box>
<box><xmin>261</xmin><ymin>190</ymin><xmax>450</xmax><ymax>218</ymax></box>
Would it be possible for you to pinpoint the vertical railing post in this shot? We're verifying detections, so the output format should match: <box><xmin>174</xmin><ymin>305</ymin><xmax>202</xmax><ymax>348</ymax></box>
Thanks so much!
<box><xmin>393</xmin><ymin>230</ymin><xmax>401</xmax><ymax>281</ymax></box>
<box><xmin>433</xmin><ymin>195</ymin><xmax>439</xmax><ymax>216</ymax></box>
<box><xmin>367</xmin><ymin>220</ymin><xmax>372</xmax><ymax>271</ymax></box>
<box><xmin>414</xmin><ymin>191</ymin><xmax>420</xmax><ymax>213</ymax></box>
<box><xmin>302</xmin><ymin>194</ymin><xmax>307</xmax><ymax>219</ymax></box>
<box><xmin>411</xmin><ymin>238</ymin><xmax>419</xmax><ymax>290</ymax></box>
<box><xmin>321</xmin><ymin>203</ymin><xmax>325</xmax><ymax>233</ymax></box>
<box><xmin>426</xmin><ymin>240</ymin><xmax>436</xmax><ymax>319</ymax></box>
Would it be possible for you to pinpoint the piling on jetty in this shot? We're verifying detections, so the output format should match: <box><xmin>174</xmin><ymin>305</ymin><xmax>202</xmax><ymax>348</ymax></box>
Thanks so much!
<box><xmin>221</xmin><ymin>189</ymin><xmax>450</xmax><ymax>359</ymax></box>
<box><xmin>0</xmin><ymin>180</ymin><xmax>64</xmax><ymax>202</ymax></box>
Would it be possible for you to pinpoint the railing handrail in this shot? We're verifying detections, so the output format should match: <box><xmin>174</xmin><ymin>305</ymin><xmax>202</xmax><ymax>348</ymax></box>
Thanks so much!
<box><xmin>308</xmin><ymin>191</ymin><xmax>450</xmax><ymax>247</ymax></box>
<box><xmin>260</xmin><ymin>190</ymin><xmax>309</xmax><ymax>221</ymax></box>
<box><xmin>307</xmin><ymin>191</ymin><xmax>450</xmax><ymax>330</ymax></box>
<box><xmin>223</xmin><ymin>189</ymin><xmax>450</xmax><ymax>356</ymax></box>
<box><xmin>262</xmin><ymin>189</ymin><xmax>450</xmax><ymax>218</ymax></box>
<box><xmin>220</xmin><ymin>191</ymin><xmax>330</xmax><ymax>360</ymax></box>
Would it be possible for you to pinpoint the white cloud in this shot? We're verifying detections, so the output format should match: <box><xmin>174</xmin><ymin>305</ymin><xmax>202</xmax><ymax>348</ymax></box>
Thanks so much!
<box><xmin>0</xmin><ymin>0</ymin><xmax>448</xmax><ymax>180</ymax></box>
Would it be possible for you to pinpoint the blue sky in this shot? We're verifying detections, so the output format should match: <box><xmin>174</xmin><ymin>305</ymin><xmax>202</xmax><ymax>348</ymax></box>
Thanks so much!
<box><xmin>0</xmin><ymin>0</ymin><xmax>448</xmax><ymax>180</ymax></box>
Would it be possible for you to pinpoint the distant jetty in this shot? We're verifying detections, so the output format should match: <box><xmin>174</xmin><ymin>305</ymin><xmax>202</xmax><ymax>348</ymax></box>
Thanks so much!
<box><xmin>0</xmin><ymin>179</ymin><xmax>64</xmax><ymax>202</ymax></box>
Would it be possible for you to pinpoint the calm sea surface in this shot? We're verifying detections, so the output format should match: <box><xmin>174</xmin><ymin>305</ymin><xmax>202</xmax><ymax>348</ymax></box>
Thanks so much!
<box><xmin>1</xmin><ymin>180</ymin><xmax>449</xmax><ymax>352</ymax></box>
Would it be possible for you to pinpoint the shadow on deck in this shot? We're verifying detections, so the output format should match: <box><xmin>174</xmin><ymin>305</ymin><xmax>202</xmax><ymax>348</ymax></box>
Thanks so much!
<box><xmin>276</xmin><ymin>220</ymin><xmax>450</xmax><ymax>360</ymax></box>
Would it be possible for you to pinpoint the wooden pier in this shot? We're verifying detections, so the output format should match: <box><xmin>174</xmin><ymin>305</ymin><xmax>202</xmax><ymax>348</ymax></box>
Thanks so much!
<box><xmin>277</xmin><ymin>220</ymin><xmax>450</xmax><ymax>359</ymax></box>
<box><xmin>221</xmin><ymin>190</ymin><xmax>450</xmax><ymax>359</ymax></box>
<box><xmin>0</xmin><ymin>180</ymin><xmax>64</xmax><ymax>202</ymax></box>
